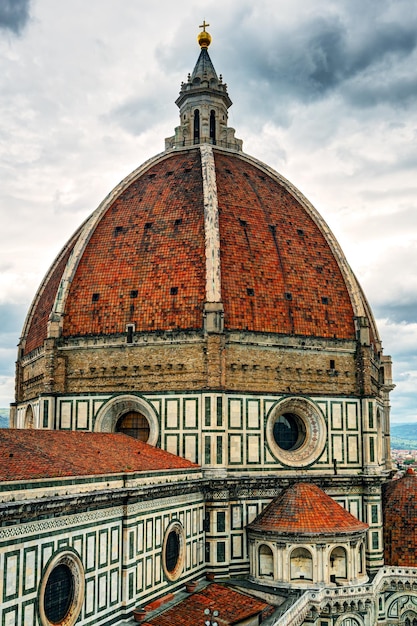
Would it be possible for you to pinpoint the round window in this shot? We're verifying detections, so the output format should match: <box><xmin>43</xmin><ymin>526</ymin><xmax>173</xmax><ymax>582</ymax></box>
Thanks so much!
<box><xmin>273</xmin><ymin>413</ymin><xmax>306</xmax><ymax>451</ymax></box>
<box><xmin>162</xmin><ymin>521</ymin><xmax>185</xmax><ymax>581</ymax></box>
<box><xmin>166</xmin><ymin>530</ymin><xmax>180</xmax><ymax>573</ymax></box>
<box><xmin>44</xmin><ymin>564</ymin><xmax>74</xmax><ymax>623</ymax></box>
<box><xmin>266</xmin><ymin>398</ymin><xmax>326</xmax><ymax>468</ymax></box>
<box><xmin>38</xmin><ymin>551</ymin><xmax>84</xmax><ymax>626</ymax></box>
<box><xmin>116</xmin><ymin>411</ymin><xmax>150</xmax><ymax>441</ymax></box>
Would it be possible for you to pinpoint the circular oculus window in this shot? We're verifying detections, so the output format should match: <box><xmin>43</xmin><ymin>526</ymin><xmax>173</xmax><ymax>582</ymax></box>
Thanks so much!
<box><xmin>38</xmin><ymin>551</ymin><xmax>84</xmax><ymax>626</ymax></box>
<box><xmin>162</xmin><ymin>521</ymin><xmax>186</xmax><ymax>581</ymax></box>
<box><xmin>266</xmin><ymin>398</ymin><xmax>326</xmax><ymax>467</ymax></box>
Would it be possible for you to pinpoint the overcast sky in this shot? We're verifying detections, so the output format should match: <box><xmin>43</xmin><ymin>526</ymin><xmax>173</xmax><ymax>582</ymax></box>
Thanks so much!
<box><xmin>0</xmin><ymin>0</ymin><xmax>416</xmax><ymax>423</ymax></box>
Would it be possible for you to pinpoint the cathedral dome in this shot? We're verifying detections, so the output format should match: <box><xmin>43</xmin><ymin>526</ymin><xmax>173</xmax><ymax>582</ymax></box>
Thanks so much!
<box><xmin>383</xmin><ymin>468</ymin><xmax>417</xmax><ymax>566</ymax></box>
<box><xmin>21</xmin><ymin>144</ymin><xmax>376</xmax><ymax>355</ymax></box>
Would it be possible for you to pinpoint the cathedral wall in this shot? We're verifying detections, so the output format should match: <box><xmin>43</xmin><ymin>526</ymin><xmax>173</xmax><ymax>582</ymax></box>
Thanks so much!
<box><xmin>29</xmin><ymin>391</ymin><xmax>375</xmax><ymax>475</ymax></box>
<box><xmin>17</xmin><ymin>349</ymin><xmax>45</xmax><ymax>402</ymax></box>
<box><xmin>0</xmin><ymin>503</ymin><xmax>125</xmax><ymax>625</ymax></box>
<box><xmin>224</xmin><ymin>342</ymin><xmax>358</xmax><ymax>396</ymax></box>
<box><xmin>0</xmin><ymin>489</ymin><xmax>205</xmax><ymax>626</ymax></box>
<box><xmin>60</xmin><ymin>338</ymin><xmax>207</xmax><ymax>394</ymax></box>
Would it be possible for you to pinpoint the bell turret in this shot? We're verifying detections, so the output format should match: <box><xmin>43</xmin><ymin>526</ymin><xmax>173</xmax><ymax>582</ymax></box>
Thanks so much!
<box><xmin>165</xmin><ymin>23</ymin><xmax>242</xmax><ymax>151</ymax></box>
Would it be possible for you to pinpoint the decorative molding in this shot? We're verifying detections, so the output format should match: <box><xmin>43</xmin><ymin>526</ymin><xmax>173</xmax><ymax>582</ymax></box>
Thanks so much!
<box><xmin>127</xmin><ymin>493</ymin><xmax>204</xmax><ymax>515</ymax></box>
<box><xmin>0</xmin><ymin>507</ymin><xmax>124</xmax><ymax>541</ymax></box>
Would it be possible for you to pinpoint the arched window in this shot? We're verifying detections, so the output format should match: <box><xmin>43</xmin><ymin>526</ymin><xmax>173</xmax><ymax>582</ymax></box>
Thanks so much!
<box><xmin>210</xmin><ymin>110</ymin><xmax>216</xmax><ymax>144</ymax></box>
<box><xmin>340</xmin><ymin>619</ymin><xmax>361</xmax><ymax>626</ymax></box>
<box><xmin>290</xmin><ymin>547</ymin><xmax>313</xmax><ymax>581</ymax></box>
<box><xmin>258</xmin><ymin>544</ymin><xmax>273</xmax><ymax>578</ymax></box>
<box><xmin>193</xmin><ymin>109</ymin><xmax>200</xmax><ymax>144</ymax></box>
<box><xmin>330</xmin><ymin>546</ymin><xmax>348</xmax><ymax>579</ymax></box>
<box><xmin>116</xmin><ymin>411</ymin><xmax>150</xmax><ymax>442</ymax></box>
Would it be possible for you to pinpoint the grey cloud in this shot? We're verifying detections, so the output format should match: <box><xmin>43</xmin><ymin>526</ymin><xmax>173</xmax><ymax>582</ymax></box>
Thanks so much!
<box><xmin>0</xmin><ymin>346</ymin><xmax>16</xmax><ymax>376</ymax></box>
<box><xmin>345</xmin><ymin>71</ymin><xmax>417</xmax><ymax>109</ymax></box>
<box><xmin>108</xmin><ymin>93</ymin><xmax>173</xmax><ymax>136</ymax></box>
<box><xmin>0</xmin><ymin>304</ymin><xmax>26</xmax><ymax>376</ymax></box>
<box><xmin>0</xmin><ymin>0</ymin><xmax>31</xmax><ymax>35</ymax></box>
<box><xmin>376</xmin><ymin>303</ymin><xmax>417</xmax><ymax>325</ymax></box>
<box><xmin>0</xmin><ymin>303</ymin><xmax>26</xmax><ymax>335</ymax></box>
<box><xmin>219</xmin><ymin>5</ymin><xmax>417</xmax><ymax>115</ymax></box>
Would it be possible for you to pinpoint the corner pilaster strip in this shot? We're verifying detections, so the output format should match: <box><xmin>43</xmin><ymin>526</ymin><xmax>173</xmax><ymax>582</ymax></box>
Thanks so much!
<box><xmin>200</xmin><ymin>144</ymin><xmax>222</xmax><ymax>303</ymax></box>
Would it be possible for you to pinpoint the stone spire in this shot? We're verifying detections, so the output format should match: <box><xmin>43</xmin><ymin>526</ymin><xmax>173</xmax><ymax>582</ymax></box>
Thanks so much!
<box><xmin>165</xmin><ymin>24</ymin><xmax>242</xmax><ymax>151</ymax></box>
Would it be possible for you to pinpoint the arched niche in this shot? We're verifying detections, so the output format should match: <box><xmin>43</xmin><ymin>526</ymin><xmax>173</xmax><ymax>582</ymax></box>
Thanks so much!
<box><xmin>258</xmin><ymin>544</ymin><xmax>274</xmax><ymax>578</ymax></box>
<box><xmin>25</xmin><ymin>404</ymin><xmax>34</xmax><ymax>429</ymax></box>
<box><xmin>330</xmin><ymin>546</ymin><xmax>348</xmax><ymax>580</ymax></box>
<box><xmin>290</xmin><ymin>547</ymin><xmax>313</xmax><ymax>582</ymax></box>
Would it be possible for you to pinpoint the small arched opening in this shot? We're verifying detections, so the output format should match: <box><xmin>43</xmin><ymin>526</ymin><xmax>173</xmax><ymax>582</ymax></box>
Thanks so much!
<box><xmin>210</xmin><ymin>110</ymin><xmax>216</xmax><ymax>144</ymax></box>
<box><xmin>193</xmin><ymin>109</ymin><xmax>200</xmax><ymax>144</ymax></box>
<box><xmin>290</xmin><ymin>547</ymin><xmax>313</xmax><ymax>581</ymax></box>
<box><xmin>258</xmin><ymin>544</ymin><xmax>274</xmax><ymax>578</ymax></box>
<box><xmin>403</xmin><ymin>612</ymin><xmax>417</xmax><ymax>626</ymax></box>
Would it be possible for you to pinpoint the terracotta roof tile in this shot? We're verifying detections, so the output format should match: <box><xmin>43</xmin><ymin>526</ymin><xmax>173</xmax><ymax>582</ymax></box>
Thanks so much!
<box><xmin>383</xmin><ymin>468</ymin><xmax>417</xmax><ymax>566</ymax></box>
<box><xmin>215</xmin><ymin>152</ymin><xmax>355</xmax><ymax>339</ymax></box>
<box><xmin>0</xmin><ymin>429</ymin><xmax>197</xmax><ymax>481</ymax></box>
<box><xmin>143</xmin><ymin>583</ymin><xmax>274</xmax><ymax>626</ymax></box>
<box><xmin>247</xmin><ymin>482</ymin><xmax>368</xmax><ymax>535</ymax></box>
<box><xmin>63</xmin><ymin>151</ymin><xmax>206</xmax><ymax>337</ymax></box>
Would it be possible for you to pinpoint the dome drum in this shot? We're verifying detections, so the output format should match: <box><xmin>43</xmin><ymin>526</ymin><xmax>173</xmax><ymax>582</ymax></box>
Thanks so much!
<box><xmin>247</xmin><ymin>482</ymin><xmax>369</xmax><ymax>588</ymax></box>
<box><xmin>247</xmin><ymin>536</ymin><xmax>368</xmax><ymax>588</ymax></box>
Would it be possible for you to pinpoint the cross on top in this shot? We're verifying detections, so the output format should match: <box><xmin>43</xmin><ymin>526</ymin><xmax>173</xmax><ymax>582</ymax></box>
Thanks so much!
<box><xmin>199</xmin><ymin>20</ymin><xmax>210</xmax><ymax>32</ymax></box>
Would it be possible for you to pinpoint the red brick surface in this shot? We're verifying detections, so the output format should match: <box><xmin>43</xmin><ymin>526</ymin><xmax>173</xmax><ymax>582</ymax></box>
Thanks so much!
<box><xmin>24</xmin><ymin>146</ymin><xmax>358</xmax><ymax>351</ymax></box>
<box><xmin>142</xmin><ymin>583</ymin><xmax>273</xmax><ymax>626</ymax></box>
<box><xmin>215</xmin><ymin>152</ymin><xmax>355</xmax><ymax>338</ymax></box>
<box><xmin>0</xmin><ymin>429</ymin><xmax>197</xmax><ymax>481</ymax></box>
<box><xmin>383</xmin><ymin>468</ymin><xmax>417</xmax><ymax>566</ymax></box>
<box><xmin>248</xmin><ymin>482</ymin><xmax>368</xmax><ymax>535</ymax></box>
<box><xmin>63</xmin><ymin>151</ymin><xmax>206</xmax><ymax>337</ymax></box>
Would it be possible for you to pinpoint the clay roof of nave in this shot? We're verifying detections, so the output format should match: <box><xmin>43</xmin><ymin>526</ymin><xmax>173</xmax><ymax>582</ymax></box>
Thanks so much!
<box><xmin>21</xmin><ymin>146</ymin><xmax>367</xmax><ymax>355</ymax></box>
<box><xmin>142</xmin><ymin>582</ymin><xmax>274</xmax><ymax>626</ymax></box>
<box><xmin>247</xmin><ymin>482</ymin><xmax>368</xmax><ymax>535</ymax></box>
<box><xmin>0</xmin><ymin>429</ymin><xmax>197</xmax><ymax>481</ymax></box>
<box><xmin>383</xmin><ymin>468</ymin><xmax>417</xmax><ymax>567</ymax></box>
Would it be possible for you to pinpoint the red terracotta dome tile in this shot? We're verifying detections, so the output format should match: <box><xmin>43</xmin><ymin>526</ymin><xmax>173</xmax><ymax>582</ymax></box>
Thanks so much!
<box><xmin>247</xmin><ymin>482</ymin><xmax>368</xmax><ymax>535</ymax></box>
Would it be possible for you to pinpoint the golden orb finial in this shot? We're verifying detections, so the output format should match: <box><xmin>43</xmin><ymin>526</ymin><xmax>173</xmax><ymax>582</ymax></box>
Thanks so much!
<box><xmin>198</xmin><ymin>20</ymin><xmax>212</xmax><ymax>48</ymax></box>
